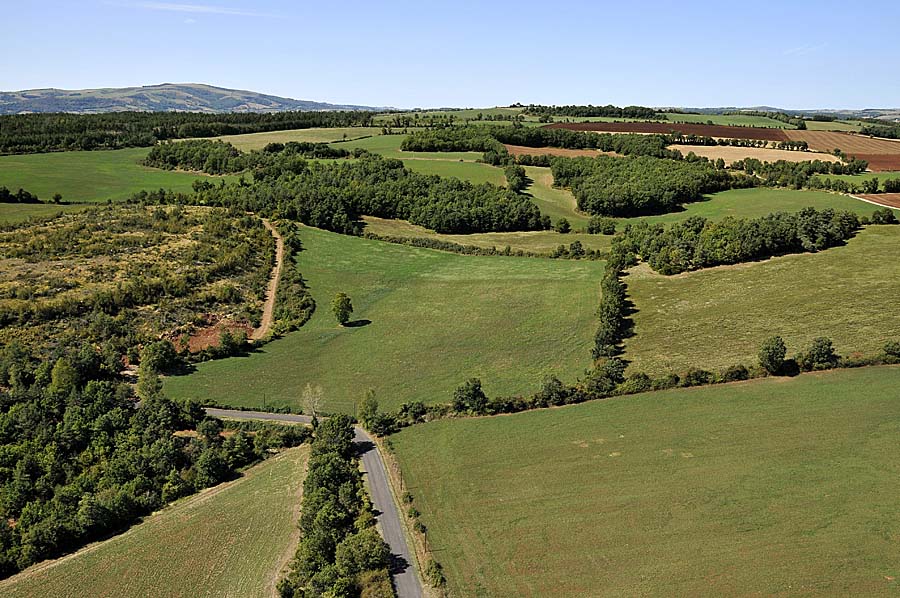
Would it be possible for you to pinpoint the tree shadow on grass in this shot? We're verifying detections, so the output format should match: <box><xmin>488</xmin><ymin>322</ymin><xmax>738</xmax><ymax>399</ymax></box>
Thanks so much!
<box><xmin>343</xmin><ymin>319</ymin><xmax>372</xmax><ymax>328</ymax></box>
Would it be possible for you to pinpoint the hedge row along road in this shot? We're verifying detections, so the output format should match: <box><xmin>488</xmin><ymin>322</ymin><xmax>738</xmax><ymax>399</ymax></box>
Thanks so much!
<box><xmin>204</xmin><ymin>408</ymin><xmax>424</xmax><ymax>598</ymax></box>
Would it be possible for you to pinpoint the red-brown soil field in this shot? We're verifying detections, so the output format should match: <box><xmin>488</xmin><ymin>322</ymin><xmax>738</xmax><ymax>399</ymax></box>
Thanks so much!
<box><xmin>503</xmin><ymin>144</ymin><xmax>615</xmax><ymax>158</ymax></box>
<box><xmin>855</xmin><ymin>193</ymin><xmax>900</xmax><ymax>209</ymax></box>
<box><xmin>853</xmin><ymin>155</ymin><xmax>900</xmax><ymax>171</ymax></box>
<box><xmin>546</xmin><ymin>122</ymin><xmax>790</xmax><ymax>142</ymax></box>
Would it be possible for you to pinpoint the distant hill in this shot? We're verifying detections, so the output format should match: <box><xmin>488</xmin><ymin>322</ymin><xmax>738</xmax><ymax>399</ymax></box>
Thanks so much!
<box><xmin>668</xmin><ymin>105</ymin><xmax>900</xmax><ymax>121</ymax></box>
<box><xmin>0</xmin><ymin>83</ymin><xmax>387</xmax><ymax>114</ymax></box>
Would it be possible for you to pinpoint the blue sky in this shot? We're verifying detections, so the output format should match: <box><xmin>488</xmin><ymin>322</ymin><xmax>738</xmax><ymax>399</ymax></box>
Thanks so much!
<box><xmin>4</xmin><ymin>0</ymin><xmax>899</xmax><ymax>109</ymax></box>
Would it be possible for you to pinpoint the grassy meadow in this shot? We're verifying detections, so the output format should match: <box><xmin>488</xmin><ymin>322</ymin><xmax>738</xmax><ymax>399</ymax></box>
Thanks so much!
<box><xmin>803</xmin><ymin>120</ymin><xmax>866</xmax><ymax>132</ymax></box>
<box><xmin>0</xmin><ymin>148</ymin><xmax>237</xmax><ymax>203</ymax></box>
<box><xmin>208</xmin><ymin>126</ymin><xmax>383</xmax><ymax>151</ymax></box>
<box><xmin>164</xmin><ymin>226</ymin><xmax>605</xmax><ymax>414</ymax></box>
<box><xmin>391</xmin><ymin>366</ymin><xmax>900</xmax><ymax>597</ymax></box>
<box><xmin>362</xmin><ymin>216</ymin><xmax>612</xmax><ymax>254</ymax></box>
<box><xmin>624</xmin><ymin>225</ymin><xmax>900</xmax><ymax>374</ymax></box>
<box><xmin>1</xmin><ymin>447</ymin><xmax>309</xmax><ymax>598</ymax></box>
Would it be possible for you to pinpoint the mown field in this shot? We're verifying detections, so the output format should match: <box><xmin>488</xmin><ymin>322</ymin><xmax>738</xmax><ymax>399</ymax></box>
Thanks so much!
<box><xmin>362</xmin><ymin>216</ymin><xmax>612</xmax><ymax>254</ymax></box>
<box><xmin>0</xmin><ymin>148</ymin><xmax>237</xmax><ymax>203</ymax></box>
<box><xmin>208</xmin><ymin>126</ymin><xmax>383</xmax><ymax>151</ymax></box>
<box><xmin>164</xmin><ymin>226</ymin><xmax>605</xmax><ymax>414</ymax></box>
<box><xmin>391</xmin><ymin>366</ymin><xmax>900</xmax><ymax>597</ymax></box>
<box><xmin>1</xmin><ymin>447</ymin><xmax>309</xmax><ymax>598</ymax></box>
<box><xmin>624</xmin><ymin>224</ymin><xmax>900</xmax><ymax>374</ymax></box>
<box><xmin>663</xmin><ymin>113</ymin><xmax>794</xmax><ymax>128</ymax></box>
<box><xmin>803</xmin><ymin>120</ymin><xmax>865</xmax><ymax>132</ymax></box>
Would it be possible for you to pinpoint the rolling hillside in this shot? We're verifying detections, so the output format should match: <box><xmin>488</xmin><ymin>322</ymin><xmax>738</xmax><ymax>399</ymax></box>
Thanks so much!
<box><xmin>0</xmin><ymin>83</ymin><xmax>385</xmax><ymax>114</ymax></box>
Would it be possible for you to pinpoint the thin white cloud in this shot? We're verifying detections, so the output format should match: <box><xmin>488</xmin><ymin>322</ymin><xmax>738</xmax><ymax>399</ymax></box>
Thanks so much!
<box><xmin>121</xmin><ymin>2</ymin><xmax>279</xmax><ymax>18</ymax></box>
<box><xmin>783</xmin><ymin>43</ymin><xmax>827</xmax><ymax>57</ymax></box>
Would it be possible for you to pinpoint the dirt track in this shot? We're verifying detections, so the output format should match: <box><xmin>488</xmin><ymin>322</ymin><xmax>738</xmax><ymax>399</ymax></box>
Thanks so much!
<box><xmin>251</xmin><ymin>219</ymin><xmax>284</xmax><ymax>341</ymax></box>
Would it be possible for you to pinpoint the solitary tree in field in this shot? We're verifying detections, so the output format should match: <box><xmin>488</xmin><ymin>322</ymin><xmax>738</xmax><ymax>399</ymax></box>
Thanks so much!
<box><xmin>302</xmin><ymin>382</ymin><xmax>324</xmax><ymax>418</ymax></box>
<box><xmin>758</xmin><ymin>336</ymin><xmax>787</xmax><ymax>375</ymax></box>
<box><xmin>331</xmin><ymin>292</ymin><xmax>353</xmax><ymax>326</ymax></box>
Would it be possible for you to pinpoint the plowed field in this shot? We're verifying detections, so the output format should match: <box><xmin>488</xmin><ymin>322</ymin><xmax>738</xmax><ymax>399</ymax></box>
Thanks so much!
<box><xmin>784</xmin><ymin>130</ymin><xmax>900</xmax><ymax>154</ymax></box>
<box><xmin>855</xmin><ymin>193</ymin><xmax>900</xmax><ymax>208</ymax></box>
<box><xmin>546</xmin><ymin>122</ymin><xmax>790</xmax><ymax>142</ymax></box>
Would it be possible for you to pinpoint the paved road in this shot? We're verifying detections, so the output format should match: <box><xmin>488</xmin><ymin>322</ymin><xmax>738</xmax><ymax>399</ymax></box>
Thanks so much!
<box><xmin>205</xmin><ymin>408</ymin><xmax>424</xmax><ymax>598</ymax></box>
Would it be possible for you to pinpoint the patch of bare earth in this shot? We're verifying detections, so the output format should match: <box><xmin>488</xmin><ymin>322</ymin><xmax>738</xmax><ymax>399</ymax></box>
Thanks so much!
<box><xmin>503</xmin><ymin>144</ymin><xmax>617</xmax><ymax>158</ymax></box>
<box><xmin>854</xmin><ymin>193</ymin><xmax>900</xmax><ymax>209</ymax></box>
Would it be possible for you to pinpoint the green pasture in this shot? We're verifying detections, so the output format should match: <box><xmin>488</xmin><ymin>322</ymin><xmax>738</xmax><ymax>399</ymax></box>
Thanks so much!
<box><xmin>164</xmin><ymin>227</ymin><xmax>605</xmax><ymax>414</ymax></box>
<box><xmin>624</xmin><ymin>225</ymin><xmax>900</xmax><ymax>374</ymax></box>
<box><xmin>208</xmin><ymin>126</ymin><xmax>383</xmax><ymax>151</ymax></box>
<box><xmin>0</xmin><ymin>148</ymin><xmax>237</xmax><ymax>203</ymax></box>
<box><xmin>391</xmin><ymin>366</ymin><xmax>900</xmax><ymax>597</ymax></box>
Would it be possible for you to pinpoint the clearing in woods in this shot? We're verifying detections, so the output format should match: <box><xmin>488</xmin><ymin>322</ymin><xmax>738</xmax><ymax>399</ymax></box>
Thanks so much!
<box><xmin>623</xmin><ymin>225</ymin><xmax>900</xmax><ymax>375</ymax></box>
<box><xmin>163</xmin><ymin>226</ymin><xmax>606</xmax><ymax>414</ymax></box>
<box><xmin>0</xmin><ymin>447</ymin><xmax>310</xmax><ymax>598</ymax></box>
<box><xmin>390</xmin><ymin>366</ymin><xmax>900</xmax><ymax>597</ymax></box>
<box><xmin>206</xmin><ymin>126</ymin><xmax>384</xmax><ymax>151</ymax></box>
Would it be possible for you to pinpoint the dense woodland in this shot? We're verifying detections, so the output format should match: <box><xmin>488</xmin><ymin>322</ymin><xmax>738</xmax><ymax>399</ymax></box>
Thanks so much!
<box><xmin>0</xmin><ymin>111</ymin><xmax>375</xmax><ymax>154</ymax></box>
<box><xmin>551</xmin><ymin>155</ymin><xmax>743</xmax><ymax>216</ymax></box>
<box><xmin>138</xmin><ymin>152</ymin><xmax>549</xmax><ymax>235</ymax></box>
<box><xmin>0</xmin><ymin>340</ymin><xmax>309</xmax><ymax>577</ymax></box>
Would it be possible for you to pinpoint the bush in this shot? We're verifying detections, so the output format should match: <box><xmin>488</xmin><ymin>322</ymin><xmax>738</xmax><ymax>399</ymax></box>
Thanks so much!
<box><xmin>759</xmin><ymin>336</ymin><xmax>787</xmax><ymax>375</ymax></box>
<box><xmin>870</xmin><ymin>208</ymin><xmax>898</xmax><ymax>225</ymax></box>
<box><xmin>587</xmin><ymin>215</ymin><xmax>617</xmax><ymax>235</ymax></box>
<box><xmin>885</xmin><ymin>341</ymin><xmax>900</xmax><ymax>358</ymax></box>
<box><xmin>720</xmin><ymin>364</ymin><xmax>750</xmax><ymax>382</ymax></box>
<box><xmin>797</xmin><ymin>337</ymin><xmax>839</xmax><ymax>371</ymax></box>
<box><xmin>555</xmin><ymin>218</ymin><xmax>571</xmax><ymax>234</ymax></box>
<box><xmin>425</xmin><ymin>559</ymin><xmax>446</xmax><ymax>588</ymax></box>
<box><xmin>617</xmin><ymin>372</ymin><xmax>653</xmax><ymax>395</ymax></box>
<box><xmin>452</xmin><ymin>378</ymin><xmax>488</xmax><ymax>414</ymax></box>
<box><xmin>682</xmin><ymin>368</ymin><xmax>715</xmax><ymax>387</ymax></box>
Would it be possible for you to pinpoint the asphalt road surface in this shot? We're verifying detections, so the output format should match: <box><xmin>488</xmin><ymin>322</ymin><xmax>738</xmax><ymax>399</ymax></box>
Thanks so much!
<box><xmin>205</xmin><ymin>408</ymin><xmax>424</xmax><ymax>598</ymax></box>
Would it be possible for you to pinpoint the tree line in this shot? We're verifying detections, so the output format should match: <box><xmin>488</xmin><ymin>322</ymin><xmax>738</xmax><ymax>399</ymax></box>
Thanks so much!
<box><xmin>0</xmin><ymin>111</ymin><xmax>376</xmax><ymax>154</ymax></box>
<box><xmin>522</xmin><ymin>104</ymin><xmax>658</xmax><ymax>119</ymax></box>
<box><xmin>143</xmin><ymin>139</ymin><xmax>352</xmax><ymax>175</ymax></box>
<box><xmin>277</xmin><ymin>416</ymin><xmax>393</xmax><ymax>598</ymax></box>
<box><xmin>619</xmin><ymin>207</ymin><xmax>863</xmax><ymax>275</ymax></box>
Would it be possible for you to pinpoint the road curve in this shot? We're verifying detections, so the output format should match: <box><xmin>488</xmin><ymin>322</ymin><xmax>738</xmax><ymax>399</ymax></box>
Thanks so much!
<box><xmin>205</xmin><ymin>408</ymin><xmax>424</xmax><ymax>598</ymax></box>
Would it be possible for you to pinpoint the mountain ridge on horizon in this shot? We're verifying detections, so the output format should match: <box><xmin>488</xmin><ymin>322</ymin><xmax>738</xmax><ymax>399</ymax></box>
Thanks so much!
<box><xmin>0</xmin><ymin>83</ymin><xmax>391</xmax><ymax>114</ymax></box>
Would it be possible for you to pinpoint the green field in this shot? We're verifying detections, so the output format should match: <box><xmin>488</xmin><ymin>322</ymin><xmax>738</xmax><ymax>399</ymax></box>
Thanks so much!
<box><xmin>331</xmin><ymin>134</ymin><xmax>483</xmax><ymax>161</ymax></box>
<box><xmin>0</xmin><ymin>447</ymin><xmax>309</xmax><ymax>598</ymax></box>
<box><xmin>813</xmin><ymin>171</ymin><xmax>900</xmax><ymax>186</ymax></box>
<box><xmin>662</xmin><ymin>113</ymin><xmax>795</xmax><ymax>128</ymax></box>
<box><xmin>629</xmin><ymin>187</ymin><xmax>890</xmax><ymax>226</ymax></box>
<box><xmin>0</xmin><ymin>203</ymin><xmax>90</xmax><ymax>224</ymax></box>
<box><xmin>0</xmin><ymin>148</ymin><xmax>237</xmax><ymax>203</ymax></box>
<box><xmin>391</xmin><ymin>366</ymin><xmax>900</xmax><ymax>597</ymax></box>
<box><xmin>402</xmin><ymin>158</ymin><xmax>506</xmax><ymax>185</ymax></box>
<box><xmin>362</xmin><ymin>216</ymin><xmax>612</xmax><ymax>254</ymax></box>
<box><xmin>804</xmin><ymin>120</ymin><xmax>866</xmax><ymax>132</ymax></box>
<box><xmin>523</xmin><ymin>166</ymin><xmax>590</xmax><ymax>227</ymax></box>
<box><xmin>164</xmin><ymin>227</ymin><xmax>605</xmax><ymax>414</ymax></box>
<box><xmin>624</xmin><ymin>225</ymin><xmax>900</xmax><ymax>374</ymax></box>
<box><xmin>209</xmin><ymin>126</ymin><xmax>384</xmax><ymax>151</ymax></box>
